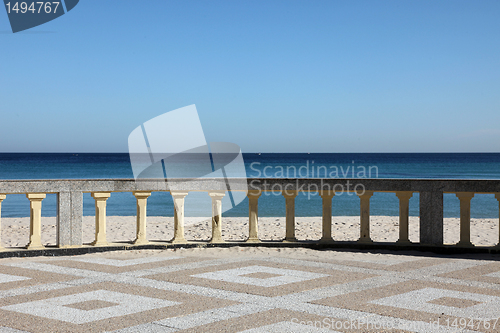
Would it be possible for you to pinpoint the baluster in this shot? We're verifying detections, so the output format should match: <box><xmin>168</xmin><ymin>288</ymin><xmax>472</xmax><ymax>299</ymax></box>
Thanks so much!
<box><xmin>320</xmin><ymin>191</ymin><xmax>334</xmax><ymax>242</ymax></box>
<box><xmin>357</xmin><ymin>191</ymin><xmax>374</xmax><ymax>243</ymax></box>
<box><xmin>283</xmin><ymin>191</ymin><xmax>298</xmax><ymax>242</ymax></box>
<box><xmin>171</xmin><ymin>192</ymin><xmax>188</xmax><ymax>244</ymax></box>
<box><xmin>26</xmin><ymin>193</ymin><xmax>46</xmax><ymax>250</ymax></box>
<box><xmin>91</xmin><ymin>192</ymin><xmax>111</xmax><ymax>246</ymax></box>
<box><xmin>247</xmin><ymin>191</ymin><xmax>261</xmax><ymax>243</ymax></box>
<box><xmin>396</xmin><ymin>191</ymin><xmax>413</xmax><ymax>244</ymax></box>
<box><xmin>209</xmin><ymin>192</ymin><xmax>225</xmax><ymax>243</ymax></box>
<box><xmin>456</xmin><ymin>192</ymin><xmax>474</xmax><ymax>247</ymax></box>
<box><xmin>134</xmin><ymin>191</ymin><xmax>151</xmax><ymax>245</ymax></box>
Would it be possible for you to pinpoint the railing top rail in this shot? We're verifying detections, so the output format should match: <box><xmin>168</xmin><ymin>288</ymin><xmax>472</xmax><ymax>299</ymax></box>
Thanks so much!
<box><xmin>0</xmin><ymin>178</ymin><xmax>500</xmax><ymax>194</ymax></box>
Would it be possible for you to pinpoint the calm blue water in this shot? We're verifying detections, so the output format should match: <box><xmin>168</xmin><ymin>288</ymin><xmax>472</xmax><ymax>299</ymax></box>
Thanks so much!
<box><xmin>0</xmin><ymin>153</ymin><xmax>499</xmax><ymax>218</ymax></box>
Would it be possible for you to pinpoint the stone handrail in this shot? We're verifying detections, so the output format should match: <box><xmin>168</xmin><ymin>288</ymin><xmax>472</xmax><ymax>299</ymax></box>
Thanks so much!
<box><xmin>0</xmin><ymin>178</ymin><xmax>500</xmax><ymax>254</ymax></box>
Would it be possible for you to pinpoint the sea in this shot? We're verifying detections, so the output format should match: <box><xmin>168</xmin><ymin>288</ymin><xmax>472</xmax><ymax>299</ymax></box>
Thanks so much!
<box><xmin>0</xmin><ymin>153</ymin><xmax>499</xmax><ymax>219</ymax></box>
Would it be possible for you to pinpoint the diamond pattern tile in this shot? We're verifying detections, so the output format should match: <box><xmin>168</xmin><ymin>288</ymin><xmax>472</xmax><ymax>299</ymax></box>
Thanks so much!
<box><xmin>0</xmin><ymin>248</ymin><xmax>499</xmax><ymax>333</ymax></box>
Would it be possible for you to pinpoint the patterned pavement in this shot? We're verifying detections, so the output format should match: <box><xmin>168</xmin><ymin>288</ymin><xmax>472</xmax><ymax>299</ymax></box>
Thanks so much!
<box><xmin>0</xmin><ymin>247</ymin><xmax>499</xmax><ymax>332</ymax></box>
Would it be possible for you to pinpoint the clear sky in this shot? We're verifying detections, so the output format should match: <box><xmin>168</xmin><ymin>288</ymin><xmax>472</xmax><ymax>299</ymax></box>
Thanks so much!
<box><xmin>1</xmin><ymin>0</ymin><xmax>499</xmax><ymax>153</ymax></box>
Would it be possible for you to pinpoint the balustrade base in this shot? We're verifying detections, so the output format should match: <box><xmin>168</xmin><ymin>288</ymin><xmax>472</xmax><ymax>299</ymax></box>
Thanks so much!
<box><xmin>3</xmin><ymin>241</ymin><xmax>500</xmax><ymax>258</ymax></box>
<box><xmin>26</xmin><ymin>243</ymin><xmax>44</xmax><ymax>250</ymax></box>
<box><xmin>2</xmin><ymin>240</ymin><xmax>500</xmax><ymax>259</ymax></box>
<box><xmin>456</xmin><ymin>241</ymin><xmax>474</xmax><ymax>248</ymax></box>
<box><xmin>246</xmin><ymin>238</ymin><xmax>260</xmax><ymax>243</ymax></box>
<box><xmin>91</xmin><ymin>241</ymin><xmax>108</xmax><ymax>247</ymax></box>
<box><xmin>357</xmin><ymin>238</ymin><xmax>373</xmax><ymax>243</ymax></box>
<box><xmin>171</xmin><ymin>238</ymin><xmax>188</xmax><ymax>244</ymax></box>
<box><xmin>57</xmin><ymin>244</ymin><xmax>82</xmax><ymax>248</ymax></box>
<box><xmin>319</xmin><ymin>237</ymin><xmax>334</xmax><ymax>243</ymax></box>
<box><xmin>283</xmin><ymin>237</ymin><xmax>298</xmax><ymax>243</ymax></box>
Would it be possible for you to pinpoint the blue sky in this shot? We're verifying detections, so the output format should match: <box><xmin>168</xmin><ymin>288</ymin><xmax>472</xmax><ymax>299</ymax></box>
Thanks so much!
<box><xmin>1</xmin><ymin>0</ymin><xmax>499</xmax><ymax>153</ymax></box>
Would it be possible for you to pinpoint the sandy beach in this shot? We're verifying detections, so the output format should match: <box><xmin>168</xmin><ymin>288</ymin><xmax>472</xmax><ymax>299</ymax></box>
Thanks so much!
<box><xmin>0</xmin><ymin>215</ymin><xmax>498</xmax><ymax>248</ymax></box>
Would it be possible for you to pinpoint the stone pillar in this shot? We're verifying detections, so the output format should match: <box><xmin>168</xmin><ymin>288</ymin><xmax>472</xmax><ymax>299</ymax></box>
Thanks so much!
<box><xmin>320</xmin><ymin>191</ymin><xmax>334</xmax><ymax>242</ymax></box>
<box><xmin>171</xmin><ymin>192</ymin><xmax>188</xmax><ymax>244</ymax></box>
<box><xmin>496</xmin><ymin>194</ymin><xmax>500</xmax><ymax>248</ymax></box>
<box><xmin>419</xmin><ymin>191</ymin><xmax>443</xmax><ymax>245</ymax></box>
<box><xmin>456</xmin><ymin>192</ymin><xmax>474</xmax><ymax>247</ymax></box>
<box><xmin>0</xmin><ymin>194</ymin><xmax>5</xmax><ymax>249</ymax></box>
<box><xmin>357</xmin><ymin>191</ymin><xmax>374</xmax><ymax>243</ymax></box>
<box><xmin>209</xmin><ymin>192</ymin><xmax>225</xmax><ymax>243</ymax></box>
<box><xmin>91</xmin><ymin>192</ymin><xmax>111</xmax><ymax>246</ymax></box>
<box><xmin>283</xmin><ymin>191</ymin><xmax>298</xmax><ymax>242</ymax></box>
<box><xmin>26</xmin><ymin>193</ymin><xmax>46</xmax><ymax>250</ymax></box>
<box><xmin>134</xmin><ymin>191</ymin><xmax>151</xmax><ymax>245</ymax></box>
<box><xmin>396</xmin><ymin>191</ymin><xmax>413</xmax><ymax>244</ymax></box>
<box><xmin>247</xmin><ymin>191</ymin><xmax>261</xmax><ymax>243</ymax></box>
<box><xmin>57</xmin><ymin>191</ymin><xmax>83</xmax><ymax>248</ymax></box>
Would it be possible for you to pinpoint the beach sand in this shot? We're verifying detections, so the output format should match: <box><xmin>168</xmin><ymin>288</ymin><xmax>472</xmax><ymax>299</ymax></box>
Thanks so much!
<box><xmin>1</xmin><ymin>215</ymin><xmax>498</xmax><ymax>248</ymax></box>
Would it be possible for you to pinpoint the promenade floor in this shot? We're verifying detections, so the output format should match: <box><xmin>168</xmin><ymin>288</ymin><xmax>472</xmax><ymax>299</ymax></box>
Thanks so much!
<box><xmin>0</xmin><ymin>247</ymin><xmax>499</xmax><ymax>333</ymax></box>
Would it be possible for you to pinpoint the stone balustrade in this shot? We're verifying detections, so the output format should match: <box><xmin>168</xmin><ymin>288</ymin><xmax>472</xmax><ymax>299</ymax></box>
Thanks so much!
<box><xmin>0</xmin><ymin>178</ymin><xmax>500</xmax><ymax>255</ymax></box>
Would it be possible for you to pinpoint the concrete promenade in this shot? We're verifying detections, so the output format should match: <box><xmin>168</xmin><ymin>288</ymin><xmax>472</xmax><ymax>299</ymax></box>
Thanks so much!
<box><xmin>0</xmin><ymin>247</ymin><xmax>499</xmax><ymax>332</ymax></box>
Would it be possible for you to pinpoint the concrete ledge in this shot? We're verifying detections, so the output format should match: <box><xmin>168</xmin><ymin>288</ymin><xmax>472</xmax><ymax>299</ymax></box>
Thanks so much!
<box><xmin>1</xmin><ymin>178</ymin><xmax>500</xmax><ymax>193</ymax></box>
<box><xmin>1</xmin><ymin>240</ymin><xmax>499</xmax><ymax>259</ymax></box>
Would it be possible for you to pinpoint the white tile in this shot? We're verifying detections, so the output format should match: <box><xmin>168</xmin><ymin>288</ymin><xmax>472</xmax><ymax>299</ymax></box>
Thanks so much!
<box><xmin>107</xmin><ymin>323</ymin><xmax>177</xmax><ymax>333</ymax></box>
<box><xmin>0</xmin><ymin>327</ymin><xmax>32</xmax><ymax>333</ymax></box>
<box><xmin>191</xmin><ymin>265</ymin><xmax>328</xmax><ymax>287</ymax></box>
<box><xmin>154</xmin><ymin>303</ymin><xmax>270</xmax><ymax>329</ymax></box>
<box><xmin>0</xmin><ymin>282</ymin><xmax>77</xmax><ymax>300</ymax></box>
<box><xmin>1</xmin><ymin>290</ymin><xmax>180</xmax><ymax>324</ymax></box>
<box><xmin>0</xmin><ymin>273</ymin><xmax>29</xmax><ymax>284</ymax></box>
<box><xmin>275</xmin><ymin>275</ymin><xmax>408</xmax><ymax>303</ymax></box>
<box><xmin>485</xmin><ymin>270</ymin><xmax>500</xmax><ymax>278</ymax></box>
<box><xmin>6</xmin><ymin>262</ymin><xmax>111</xmax><ymax>278</ymax></box>
<box><xmin>370</xmin><ymin>287</ymin><xmax>500</xmax><ymax>320</ymax></box>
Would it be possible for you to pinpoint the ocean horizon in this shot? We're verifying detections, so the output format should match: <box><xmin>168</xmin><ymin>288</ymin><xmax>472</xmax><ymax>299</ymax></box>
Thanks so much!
<box><xmin>0</xmin><ymin>153</ymin><xmax>499</xmax><ymax>218</ymax></box>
